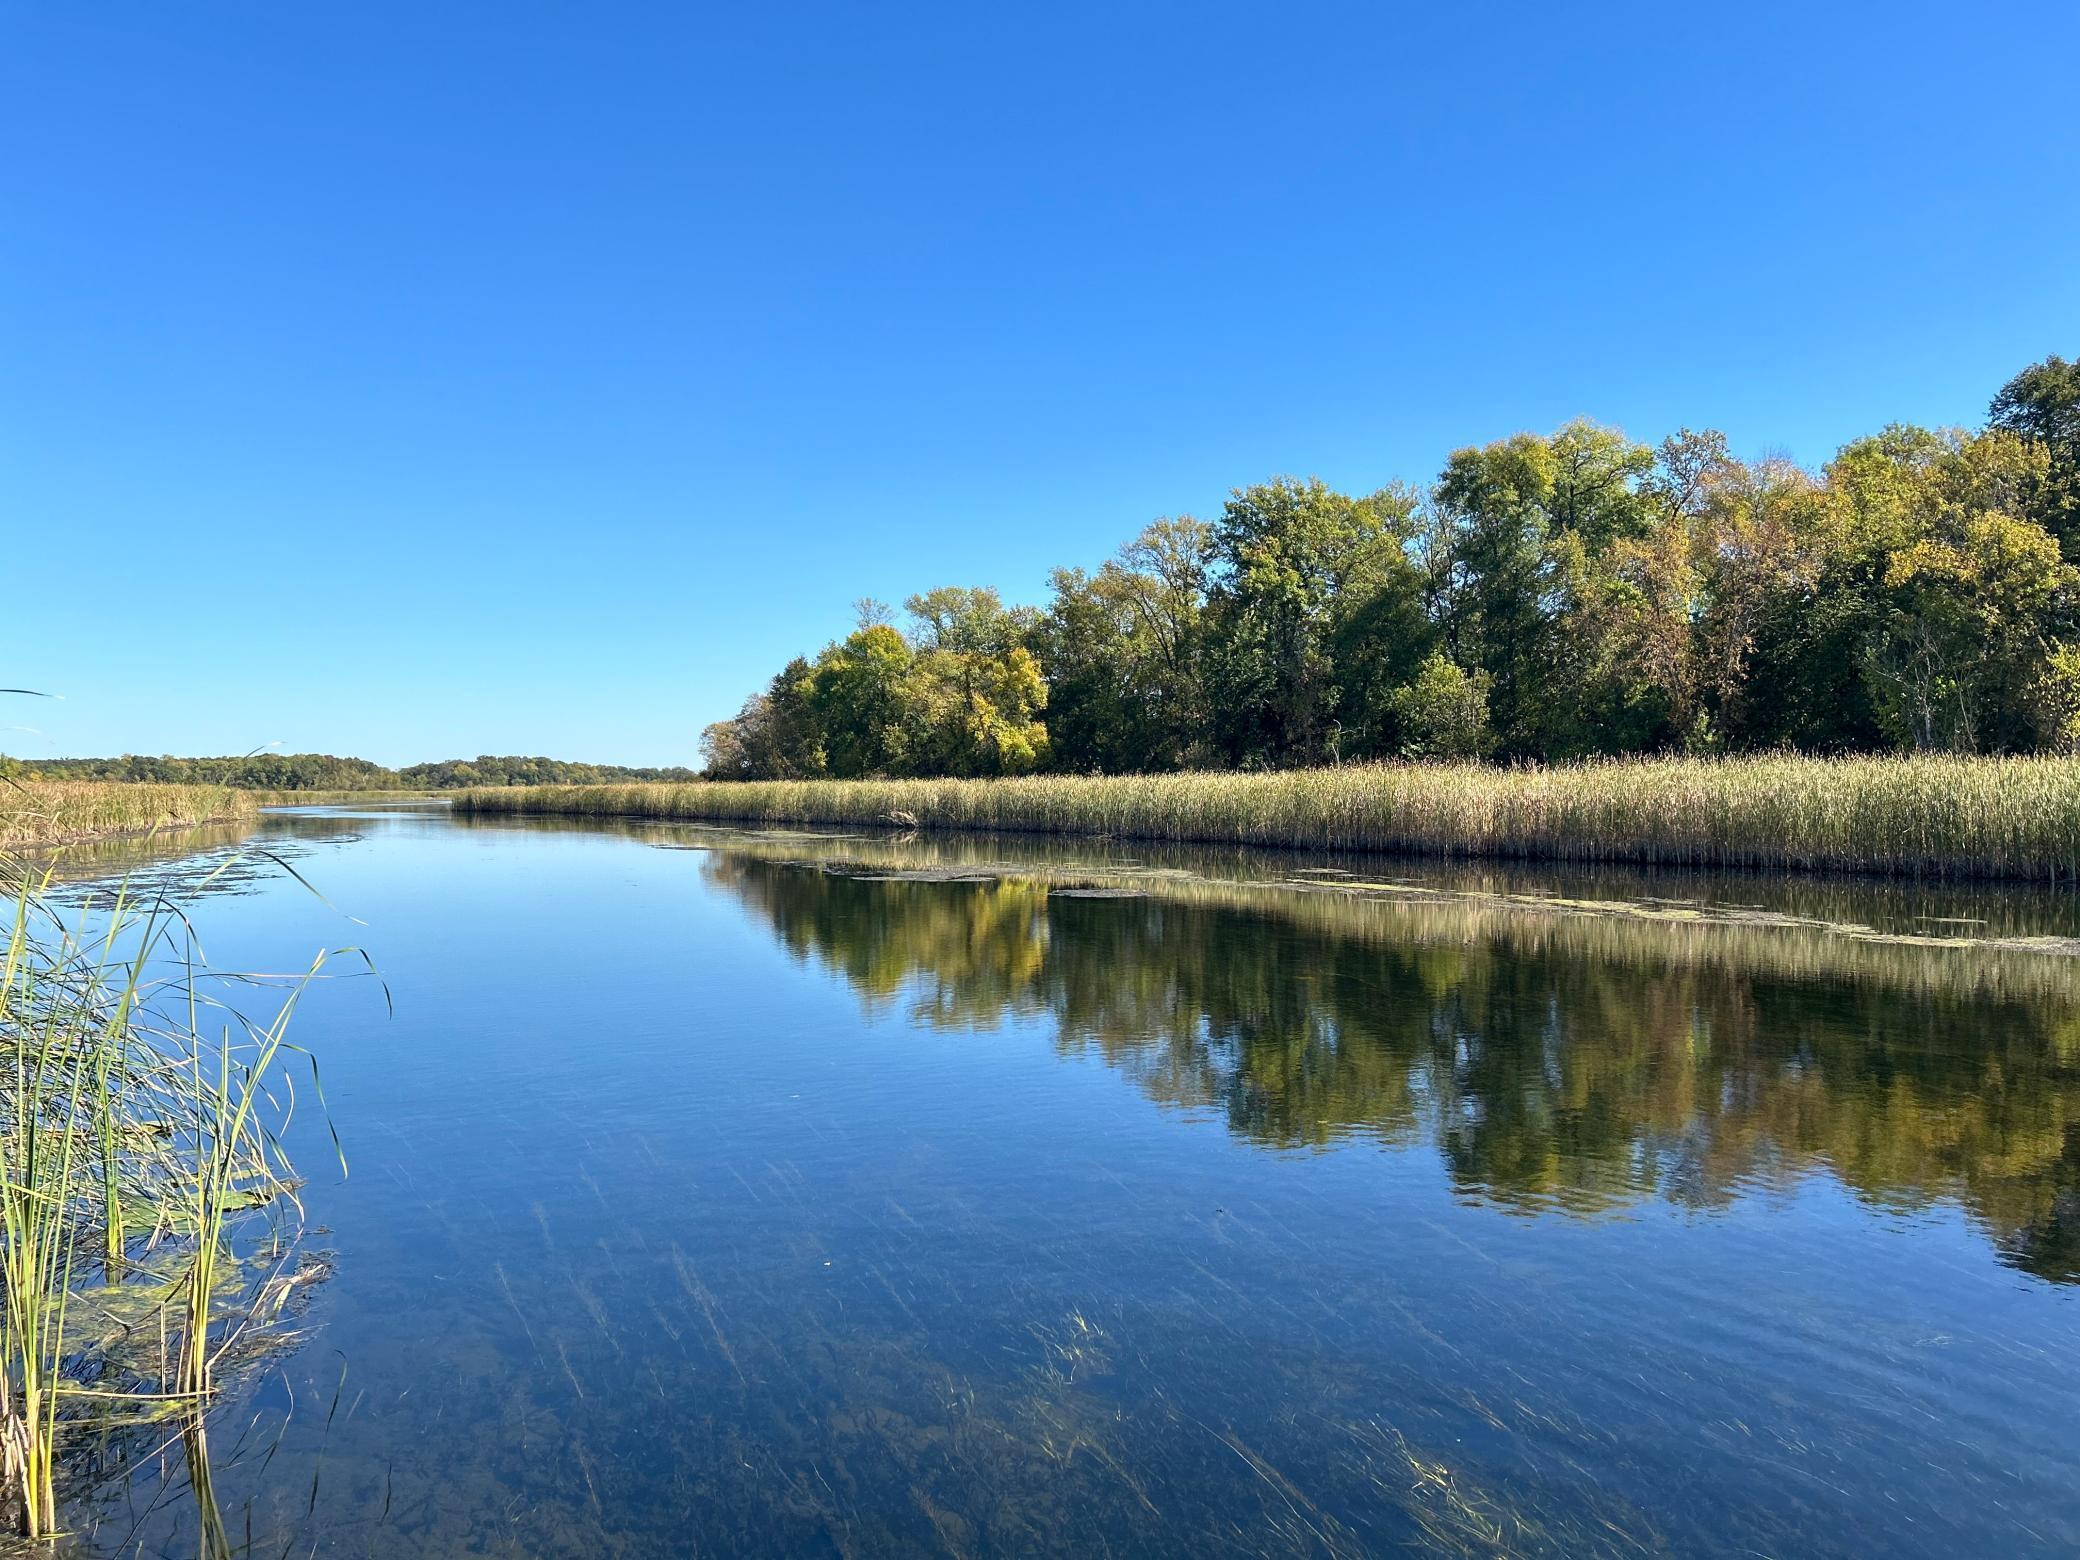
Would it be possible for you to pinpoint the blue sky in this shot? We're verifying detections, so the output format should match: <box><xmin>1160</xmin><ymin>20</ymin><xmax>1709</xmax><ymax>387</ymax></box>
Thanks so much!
<box><xmin>5</xmin><ymin>1</ymin><xmax>2076</xmax><ymax>766</ymax></box>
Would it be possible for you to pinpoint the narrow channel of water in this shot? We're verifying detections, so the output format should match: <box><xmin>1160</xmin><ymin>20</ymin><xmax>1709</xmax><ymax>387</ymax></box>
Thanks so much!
<box><xmin>48</xmin><ymin>803</ymin><xmax>2080</xmax><ymax>1556</ymax></box>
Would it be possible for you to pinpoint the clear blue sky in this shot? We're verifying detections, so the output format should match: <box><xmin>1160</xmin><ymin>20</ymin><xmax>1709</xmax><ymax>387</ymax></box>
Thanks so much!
<box><xmin>5</xmin><ymin>2</ymin><xmax>2076</xmax><ymax>766</ymax></box>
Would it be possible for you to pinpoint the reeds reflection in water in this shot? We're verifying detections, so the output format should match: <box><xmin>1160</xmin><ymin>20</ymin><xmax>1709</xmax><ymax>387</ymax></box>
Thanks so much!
<box><xmin>697</xmin><ymin>838</ymin><xmax>2080</xmax><ymax>1283</ymax></box>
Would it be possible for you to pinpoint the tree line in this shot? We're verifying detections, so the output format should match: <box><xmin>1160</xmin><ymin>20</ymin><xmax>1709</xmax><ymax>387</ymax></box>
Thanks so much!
<box><xmin>702</xmin><ymin>354</ymin><xmax>2080</xmax><ymax>777</ymax></box>
<box><xmin>5</xmin><ymin>753</ymin><xmax>702</xmax><ymax>789</ymax></box>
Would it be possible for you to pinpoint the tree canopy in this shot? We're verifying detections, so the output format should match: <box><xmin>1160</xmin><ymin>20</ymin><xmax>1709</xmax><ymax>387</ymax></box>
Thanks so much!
<box><xmin>703</xmin><ymin>353</ymin><xmax>2080</xmax><ymax>776</ymax></box>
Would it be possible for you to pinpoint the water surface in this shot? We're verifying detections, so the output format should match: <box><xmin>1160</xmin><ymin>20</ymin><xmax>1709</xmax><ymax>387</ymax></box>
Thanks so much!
<box><xmin>55</xmin><ymin>805</ymin><xmax>2080</xmax><ymax>1556</ymax></box>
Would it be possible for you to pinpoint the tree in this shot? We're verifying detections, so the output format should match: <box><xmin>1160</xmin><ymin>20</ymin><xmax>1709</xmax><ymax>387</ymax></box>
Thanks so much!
<box><xmin>1690</xmin><ymin>455</ymin><xmax>1826</xmax><ymax>746</ymax></box>
<box><xmin>2030</xmin><ymin>643</ymin><xmax>2080</xmax><ymax>754</ymax></box>
<box><xmin>699</xmin><ymin>710</ymin><xmax>759</xmax><ymax>778</ymax></box>
<box><xmin>1868</xmin><ymin>497</ymin><xmax>2075</xmax><ymax>752</ymax></box>
<box><xmin>1431</xmin><ymin>421</ymin><xmax>1669</xmax><ymax>757</ymax></box>
<box><xmin>761</xmin><ymin>658</ymin><xmax>829</xmax><ymax>776</ymax></box>
<box><xmin>700</xmin><ymin>351</ymin><xmax>2080</xmax><ymax>773</ymax></box>
<box><xmin>1388</xmin><ymin>654</ymin><xmax>1493</xmax><ymax>758</ymax></box>
<box><xmin>1990</xmin><ymin>354</ymin><xmax>2080</xmax><ymax>553</ymax></box>
<box><xmin>903</xmin><ymin>588</ymin><xmax>1050</xmax><ymax>775</ymax></box>
<box><xmin>810</xmin><ymin>623</ymin><xmax>917</xmax><ymax>777</ymax></box>
<box><xmin>1819</xmin><ymin>426</ymin><xmax>2074</xmax><ymax>751</ymax></box>
<box><xmin>1031</xmin><ymin>518</ymin><xmax>1213</xmax><ymax>771</ymax></box>
<box><xmin>700</xmin><ymin>658</ymin><xmax>828</xmax><ymax>779</ymax></box>
<box><xmin>904</xmin><ymin>586</ymin><xmax>1022</xmax><ymax>654</ymax></box>
<box><xmin>1208</xmin><ymin>478</ymin><xmax>1417</xmax><ymax>766</ymax></box>
<box><xmin>958</xmin><ymin>644</ymin><xmax>1051</xmax><ymax>774</ymax></box>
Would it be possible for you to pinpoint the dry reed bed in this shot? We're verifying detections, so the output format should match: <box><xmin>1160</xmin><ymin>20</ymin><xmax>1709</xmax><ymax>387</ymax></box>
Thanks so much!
<box><xmin>449</xmin><ymin>756</ymin><xmax>2080</xmax><ymax>881</ymax></box>
<box><xmin>0</xmin><ymin>782</ymin><xmax>256</xmax><ymax>849</ymax></box>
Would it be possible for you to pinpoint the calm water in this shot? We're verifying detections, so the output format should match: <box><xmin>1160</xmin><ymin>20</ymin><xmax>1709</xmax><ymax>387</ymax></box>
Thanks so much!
<box><xmin>49</xmin><ymin>804</ymin><xmax>2080</xmax><ymax>1556</ymax></box>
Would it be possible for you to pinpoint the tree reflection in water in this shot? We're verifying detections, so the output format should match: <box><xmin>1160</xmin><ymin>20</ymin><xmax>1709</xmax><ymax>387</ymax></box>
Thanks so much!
<box><xmin>705</xmin><ymin>848</ymin><xmax>2080</xmax><ymax>1284</ymax></box>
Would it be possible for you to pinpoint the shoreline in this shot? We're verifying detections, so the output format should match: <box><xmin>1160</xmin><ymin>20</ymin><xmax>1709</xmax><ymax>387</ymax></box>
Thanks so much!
<box><xmin>446</xmin><ymin>756</ymin><xmax>2080</xmax><ymax>882</ymax></box>
<box><xmin>4</xmin><ymin>816</ymin><xmax>249</xmax><ymax>853</ymax></box>
<box><xmin>0</xmin><ymin>785</ymin><xmax>444</xmax><ymax>855</ymax></box>
<box><xmin>0</xmin><ymin>782</ymin><xmax>259</xmax><ymax>854</ymax></box>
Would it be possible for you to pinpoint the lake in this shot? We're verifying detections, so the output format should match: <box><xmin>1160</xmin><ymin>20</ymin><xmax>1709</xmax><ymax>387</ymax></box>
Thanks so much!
<box><xmin>51</xmin><ymin>802</ymin><xmax>2080</xmax><ymax>1556</ymax></box>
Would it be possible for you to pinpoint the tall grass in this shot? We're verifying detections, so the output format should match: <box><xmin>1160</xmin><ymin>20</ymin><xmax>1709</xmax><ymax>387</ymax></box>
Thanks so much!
<box><xmin>451</xmin><ymin>755</ymin><xmax>2080</xmax><ymax>880</ymax></box>
<box><xmin>0</xmin><ymin>861</ymin><xmax>332</xmax><ymax>1537</ymax></box>
<box><xmin>243</xmin><ymin>788</ymin><xmax>436</xmax><ymax>808</ymax></box>
<box><xmin>0</xmin><ymin>782</ymin><xmax>256</xmax><ymax>850</ymax></box>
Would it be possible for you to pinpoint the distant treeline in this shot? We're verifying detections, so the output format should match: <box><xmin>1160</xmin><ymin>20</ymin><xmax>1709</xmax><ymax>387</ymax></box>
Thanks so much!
<box><xmin>4</xmin><ymin>754</ymin><xmax>702</xmax><ymax>790</ymax></box>
<box><xmin>702</xmin><ymin>354</ymin><xmax>2080</xmax><ymax>778</ymax></box>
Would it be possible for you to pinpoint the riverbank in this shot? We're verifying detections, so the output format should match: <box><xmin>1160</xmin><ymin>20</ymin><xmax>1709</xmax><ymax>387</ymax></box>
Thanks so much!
<box><xmin>244</xmin><ymin>788</ymin><xmax>441</xmax><ymax>808</ymax></box>
<box><xmin>0</xmin><ymin>781</ymin><xmax>257</xmax><ymax>850</ymax></box>
<box><xmin>448</xmin><ymin>756</ymin><xmax>2080</xmax><ymax>880</ymax></box>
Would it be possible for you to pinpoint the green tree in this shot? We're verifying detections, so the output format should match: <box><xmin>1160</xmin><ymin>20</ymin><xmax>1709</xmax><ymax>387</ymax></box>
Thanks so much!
<box><xmin>701</xmin><ymin>659</ymin><xmax>828</xmax><ymax>779</ymax></box>
<box><xmin>1771</xmin><ymin>424</ymin><xmax>2077</xmax><ymax>753</ymax></box>
<box><xmin>1431</xmin><ymin>420</ymin><xmax>1666</xmax><ymax>756</ymax></box>
<box><xmin>700</xmin><ymin>350</ymin><xmax>2080</xmax><ymax>772</ymax></box>
<box><xmin>1032</xmin><ymin>517</ymin><xmax>1213</xmax><ymax>771</ymax></box>
<box><xmin>903</xmin><ymin>588</ymin><xmax>1051</xmax><ymax>775</ymax></box>
<box><xmin>1209</xmin><ymin>478</ymin><xmax>1417</xmax><ymax>765</ymax></box>
<box><xmin>1387</xmin><ymin>653</ymin><xmax>1493</xmax><ymax>758</ymax></box>
<box><xmin>809</xmin><ymin>622</ymin><xmax>918</xmax><ymax>777</ymax></box>
<box><xmin>904</xmin><ymin>586</ymin><xmax>1029</xmax><ymax>655</ymax></box>
<box><xmin>1990</xmin><ymin>354</ymin><xmax>2080</xmax><ymax>554</ymax></box>
<box><xmin>1689</xmin><ymin>456</ymin><xmax>1828</xmax><ymax>746</ymax></box>
<box><xmin>1868</xmin><ymin>507</ymin><xmax>2074</xmax><ymax>750</ymax></box>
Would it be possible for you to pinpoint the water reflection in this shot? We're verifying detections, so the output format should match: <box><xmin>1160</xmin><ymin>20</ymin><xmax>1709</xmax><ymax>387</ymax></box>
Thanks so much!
<box><xmin>449</xmin><ymin>807</ymin><xmax>2080</xmax><ymax>942</ymax></box>
<box><xmin>27</xmin><ymin>813</ymin><xmax>368</xmax><ymax>912</ymax></box>
<box><xmin>30</xmin><ymin>809</ymin><xmax>2080</xmax><ymax>1557</ymax></box>
<box><xmin>704</xmin><ymin>846</ymin><xmax>2080</xmax><ymax>1284</ymax></box>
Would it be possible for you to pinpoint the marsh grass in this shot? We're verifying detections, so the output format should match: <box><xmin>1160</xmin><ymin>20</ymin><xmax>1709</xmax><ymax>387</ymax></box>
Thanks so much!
<box><xmin>0</xmin><ymin>856</ymin><xmax>344</xmax><ymax>1539</ymax></box>
<box><xmin>452</xmin><ymin>755</ymin><xmax>2080</xmax><ymax>880</ymax></box>
<box><xmin>0</xmin><ymin>783</ymin><xmax>256</xmax><ymax>851</ymax></box>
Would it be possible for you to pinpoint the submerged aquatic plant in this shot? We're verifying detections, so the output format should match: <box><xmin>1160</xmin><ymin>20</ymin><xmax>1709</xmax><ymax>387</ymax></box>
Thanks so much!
<box><xmin>0</xmin><ymin>856</ymin><xmax>347</xmax><ymax>1539</ymax></box>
